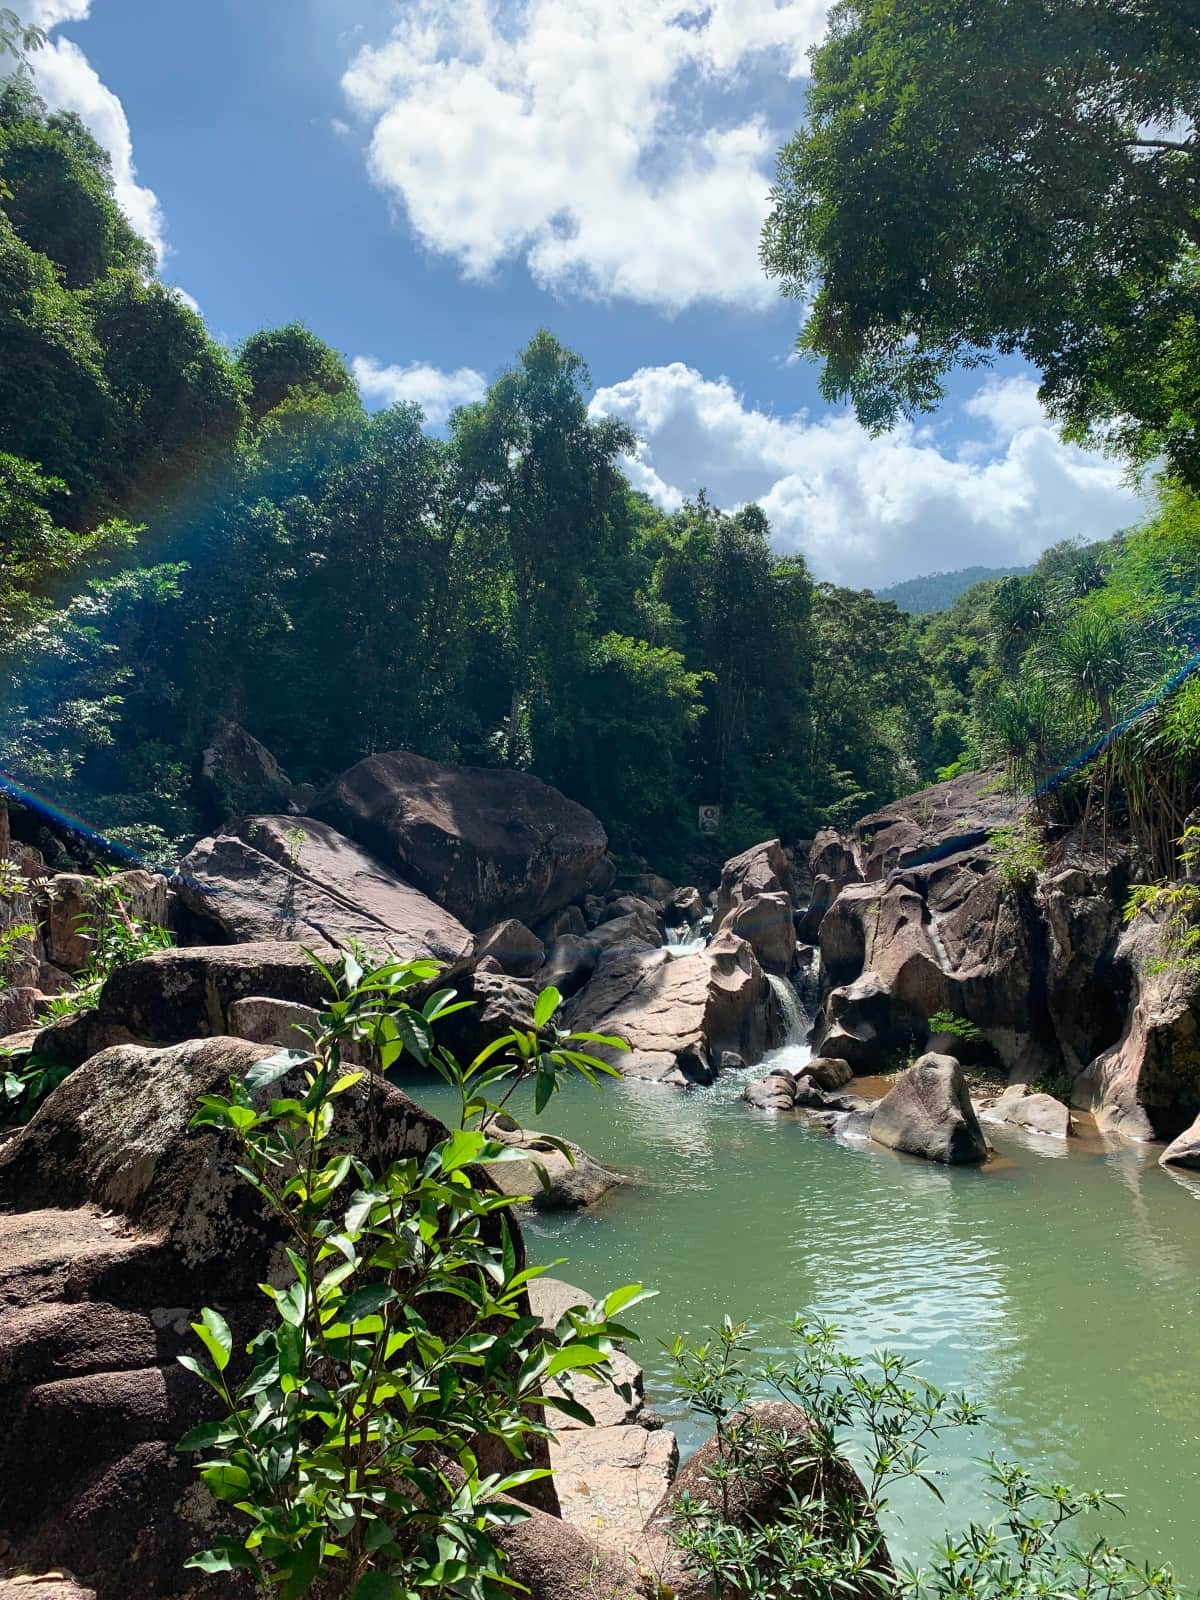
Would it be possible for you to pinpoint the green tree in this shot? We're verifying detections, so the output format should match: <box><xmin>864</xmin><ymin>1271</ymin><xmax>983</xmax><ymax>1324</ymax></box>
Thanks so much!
<box><xmin>237</xmin><ymin>323</ymin><xmax>361</xmax><ymax>423</ymax></box>
<box><xmin>762</xmin><ymin>0</ymin><xmax>1200</xmax><ymax>482</ymax></box>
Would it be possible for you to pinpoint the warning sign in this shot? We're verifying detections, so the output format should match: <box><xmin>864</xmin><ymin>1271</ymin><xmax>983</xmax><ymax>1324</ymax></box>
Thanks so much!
<box><xmin>698</xmin><ymin>804</ymin><xmax>721</xmax><ymax>834</ymax></box>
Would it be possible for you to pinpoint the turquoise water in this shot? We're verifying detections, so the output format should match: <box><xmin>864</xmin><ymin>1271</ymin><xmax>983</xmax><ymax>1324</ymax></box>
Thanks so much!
<box><xmin>395</xmin><ymin>1021</ymin><xmax>1200</xmax><ymax>1580</ymax></box>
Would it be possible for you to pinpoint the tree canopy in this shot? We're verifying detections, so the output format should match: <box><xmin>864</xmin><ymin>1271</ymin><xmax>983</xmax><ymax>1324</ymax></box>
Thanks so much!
<box><xmin>762</xmin><ymin>0</ymin><xmax>1200</xmax><ymax>483</ymax></box>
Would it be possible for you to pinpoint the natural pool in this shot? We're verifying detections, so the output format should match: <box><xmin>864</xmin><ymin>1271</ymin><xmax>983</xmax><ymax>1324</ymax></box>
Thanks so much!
<box><xmin>397</xmin><ymin>1020</ymin><xmax>1200</xmax><ymax>1580</ymax></box>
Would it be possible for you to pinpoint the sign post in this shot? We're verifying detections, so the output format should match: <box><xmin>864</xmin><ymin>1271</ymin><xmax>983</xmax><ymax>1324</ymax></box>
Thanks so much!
<box><xmin>698</xmin><ymin>804</ymin><xmax>721</xmax><ymax>835</ymax></box>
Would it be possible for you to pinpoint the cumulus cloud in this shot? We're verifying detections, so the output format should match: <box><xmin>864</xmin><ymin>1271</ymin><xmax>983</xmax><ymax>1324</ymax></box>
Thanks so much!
<box><xmin>20</xmin><ymin>1</ymin><xmax>166</xmax><ymax>265</ymax></box>
<box><xmin>589</xmin><ymin>365</ymin><xmax>1146</xmax><ymax>588</ymax></box>
<box><xmin>341</xmin><ymin>0</ymin><xmax>827</xmax><ymax>312</ymax></box>
<box><xmin>353</xmin><ymin>355</ymin><xmax>487</xmax><ymax>426</ymax></box>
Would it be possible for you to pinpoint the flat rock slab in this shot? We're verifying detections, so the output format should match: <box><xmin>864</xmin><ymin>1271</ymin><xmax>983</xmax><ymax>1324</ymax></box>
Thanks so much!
<box><xmin>178</xmin><ymin>815</ymin><xmax>473</xmax><ymax>968</ymax></box>
<box><xmin>982</xmin><ymin>1087</ymin><xmax>1072</xmax><ymax>1139</ymax></box>
<box><xmin>550</xmin><ymin>1425</ymin><xmax>678</xmax><ymax>1555</ymax></box>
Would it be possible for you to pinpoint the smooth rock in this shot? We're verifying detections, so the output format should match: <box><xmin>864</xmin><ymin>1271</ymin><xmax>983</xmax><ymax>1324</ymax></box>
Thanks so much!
<box><xmin>869</xmin><ymin>1053</ymin><xmax>988</xmax><ymax>1164</ymax></box>
<box><xmin>483</xmin><ymin>1127</ymin><xmax>623</xmax><ymax>1211</ymax></box>
<box><xmin>313</xmin><ymin>750</ymin><xmax>608</xmax><ymax>931</ymax></box>
<box><xmin>720</xmin><ymin>890</ymin><xmax>795</xmax><ymax>975</ymax></box>
<box><xmin>714</xmin><ymin>839</ymin><xmax>793</xmax><ymax>927</ymax></box>
<box><xmin>542</xmin><ymin>934</ymin><xmax>597</xmax><ymax>999</ymax></box>
<box><xmin>805</xmin><ymin>1055</ymin><xmax>854</xmax><ymax>1090</ymax></box>
<box><xmin>473</xmin><ymin>918</ymin><xmax>545</xmax><ymax>978</ymax></box>
<box><xmin>177</xmin><ymin>815</ymin><xmax>474</xmax><ymax>969</ymax></box>
<box><xmin>196</xmin><ymin>719</ymin><xmax>293</xmax><ymax>819</ymax></box>
<box><xmin>1160</xmin><ymin>1112</ymin><xmax>1200</xmax><ymax>1169</ymax></box>
<box><xmin>982</xmin><ymin>1086</ymin><xmax>1073</xmax><ymax>1139</ymax></box>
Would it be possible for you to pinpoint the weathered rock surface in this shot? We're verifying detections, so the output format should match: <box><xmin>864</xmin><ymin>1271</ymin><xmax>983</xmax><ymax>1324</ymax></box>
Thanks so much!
<box><xmin>177</xmin><ymin>815</ymin><xmax>474</xmax><ymax>969</ymax></box>
<box><xmin>805</xmin><ymin>1055</ymin><xmax>854</xmax><ymax>1090</ymax></box>
<box><xmin>589</xmin><ymin>895</ymin><xmax>663</xmax><ymax>953</ymax></box>
<box><xmin>720</xmin><ymin>891</ymin><xmax>794</xmax><ymax>975</ymax></box>
<box><xmin>196</xmin><ymin>720</ymin><xmax>294</xmax><ymax>820</ymax></box>
<box><xmin>39</xmin><ymin>871</ymin><xmax>169</xmax><ymax>975</ymax></box>
<box><xmin>714</xmin><ymin>839</ymin><xmax>793</xmax><ymax>928</ymax></box>
<box><xmin>1160</xmin><ymin>1112</ymin><xmax>1200</xmax><ymax>1169</ymax></box>
<box><xmin>62</xmin><ymin>942</ymin><xmax>332</xmax><ymax>1054</ymax></box>
<box><xmin>566</xmin><ymin>932</ymin><xmax>774</xmax><ymax>1085</ymax></box>
<box><xmin>981</xmin><ymin>1086</ymin><xmax>1073</xmax><ymax>1139</ymax></box>
<box><xmin>500</xmin><ymin>1505</ymin><xmax>654</xmax><ymax>1600</ymax></box>
<box><xmin>869</xmin><ymin>1053</ymin><xmax>988</xmax><ymax>1164</ymax></box>
<box><xmin>542</xmin><ymin>933</ymin><xmax>597</xmax><ymax>999</ymax></box>
<box><xmin>484</xmin><ymin>1128</ymin><xmax>624</xmax><ymax>1211</ymax></box>
<box><xmin>638</xmin><ymin>1400</ymin><xmax>887</xmax><ymax>1600</ymax></box>
<box><xmin>743</xmin><ymin>1071</ymin><xmax>797</xmax><ymax>1111</ymax></box>
<box><xmin>851</xmin><ymin>770</ymin><xmax>1022</xmax><ymax>881</ymax></box>
<box><xmin>473</xmin><ymin>918</ymin><xmax>544</xmax><ymax>977</ymax></box>
<box><xmin>1076</xmin><ymin>915</ymin><xmax>1200</xmax><ymax>1140</ymax></box>
<box><xmin>527</xmin><ymin>1278</ymin><xmax>675</xmax><ymax>1564</ymax></box>
<box><xmin>0</xmin><ymin>1036</ymin><xmax>482</xmax><ymax>1598</ymax></box>
<box><xmin>818</xmin><ymin>971</ymin><xmax>924</xmax><ymax>1072</ymax></box>
<box><xmin>313</xmin><ymin>750</ymin><xmax>608</xmax><ymax>931</ymax></box>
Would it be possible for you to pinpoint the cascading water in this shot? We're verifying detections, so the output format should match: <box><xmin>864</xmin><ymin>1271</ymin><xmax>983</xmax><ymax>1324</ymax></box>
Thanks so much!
<box><xmin>764</xmin><ymin>972</ymin><xmax>813</xmax><ymax>1073</ymax></box>
<box><xmin>663</xmin><ymin>919</ymin><xmax>708</xmax><ymax>957</ymax></box>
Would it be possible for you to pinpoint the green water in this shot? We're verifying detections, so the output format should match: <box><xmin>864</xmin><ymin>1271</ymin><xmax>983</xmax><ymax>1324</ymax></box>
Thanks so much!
<box><xmin>395</xmin><ymin>1024</ymin><xmax>1200</xmax><ymax>1579</ymax></box>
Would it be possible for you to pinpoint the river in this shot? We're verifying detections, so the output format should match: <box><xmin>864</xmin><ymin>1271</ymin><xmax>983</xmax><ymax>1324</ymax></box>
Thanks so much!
<box><xmin>396</xmin><ymin>963</ymin><xmax>1200</xmax><ymax>1580</ymax></box>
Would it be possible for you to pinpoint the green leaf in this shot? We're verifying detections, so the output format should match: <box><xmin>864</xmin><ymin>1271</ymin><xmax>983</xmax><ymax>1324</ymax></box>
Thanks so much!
<box><xmin>533</xmin><ymin>986</ymin><xmax>562</xmax><ymax>1028</ymax></box>
<box><xmin>545</xmin><ymin>1343</ymin><xmax>605</xmax><ymax>1377</ymax></box>
<box><xmin>184</xmin><ymin>1540</ymin><xmax>259</xmax><ymax>1574</ymax></box>
<box><xmin>602</xmin><ymin>1284</ymin><xmax>656</xmax><ymax>1318</ymax></box>
<box><xmin>190</xmin><ymin>1307</ymin><xmax>233</xmax><ymax>1373</ymax></box>
<box><xmin>177</xmin><ymin>1420</ymin><xmax>238</xmax><ymax>1452</ymax></box>
<box><xmin>341</xmin><ymin>1282</ymin><xmax>398</xmax><ymax>1323</ymax></box>
<box><xmin>243</xmin><ymin>1049</ymin><xmax>310</xmax><ymax>1094</ymax></box>
<box><xmin>201</xmin><ymin>1463</ymin><xmax>252</xmax><ymax>1502</ymax></box>
<box><xmin>351</xmin><ymin>1576</ymin><xmax>408</xmax><ymax>1599</ymax></box>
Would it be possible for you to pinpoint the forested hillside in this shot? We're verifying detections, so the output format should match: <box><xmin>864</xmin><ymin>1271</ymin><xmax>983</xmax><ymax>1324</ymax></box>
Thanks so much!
<box><xmin>876</xmin><ymin>565</ymin><xmax>1031</xmax><ymax>613</ymax></box>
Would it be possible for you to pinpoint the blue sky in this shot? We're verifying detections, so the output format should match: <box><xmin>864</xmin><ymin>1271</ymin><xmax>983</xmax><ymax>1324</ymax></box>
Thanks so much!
<box><xmin>21</xmin><ymin>0</ymin><xmax>1147</xmax><ymax>588</ymax></box>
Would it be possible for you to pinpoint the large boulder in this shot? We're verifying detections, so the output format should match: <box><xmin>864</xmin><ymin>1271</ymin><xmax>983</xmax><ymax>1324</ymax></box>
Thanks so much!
<box><xmin>817</xmin><ymin>972</ymin><xmax>925</xmax><ymax>1072</ymax></box>
<box><xmin>714</xmin><ymin>839</ymin><xmax>793</xmax><ymax>928</ymax></box>
<box><xmin>73</xmin><ymin>942</ymin><xmax>333</xmax><ymax>1052</ymax></box>
<box><xmin>850</xmin><ymin>769</ymin><xmax>1022</xmax><ymax>882</ymax></box>
<box><xmin>196</xmin><ymin>720</ymin><xmax>293</xmax><ymax>820</ymax></box>
<box><xmin>312</xmin><ymin>751</ymin><xmax>608</xmax><ymax>931</ymax></box>
<box><xmin>0</xmin><ymin>1036</ymin><xmax>504</xmax><ymax>1597</ymax></box>
<box><xmin>868</xmin><ymin>1053</ymin><xmax>988</xmax><ymax>1164</ymax></box>
<box><xmin>1077</xmin><ymin>914</ymin><xmax>1200</xmax><ymax>1140</ymax></box>
<box><xmin>473</xmin><ymin>918</ymin><xmax>545</xmax><ymax>978</ymax></box>
<box><xmin>176</xmin><ymin>815</ymin><xmax>473</xmax><ymax>970</ymax></box>
<box><xmin>720</xmin><ymin>891</ymin><xmax>795</xmax><ymax>975</ymax></box>
<box><xmin>638</xmin><ymin>1400</ymin><xmax>888</xmax><ymax>1600</ymax></box>
<box><xmin>564</xmin><ymin>933</ymin><xmax>774</xmax><ymax>1086</ymax></box>
<box><xmin>1160</xmin><ymin>1112</ymin><xmax>1200</xmax><ymax>1170</ymax></box>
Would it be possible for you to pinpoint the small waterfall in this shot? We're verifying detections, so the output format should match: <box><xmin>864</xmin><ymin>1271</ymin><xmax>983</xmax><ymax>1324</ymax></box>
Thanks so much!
<box><xmin>664</xmin><ymin>922</ymin><xmax>707</xmax><ymax>958</ymax></box>
<box><xmin>767</xmin><ymin>972</ymin><xmax>809</xmax><ymax>1046</ymax></box>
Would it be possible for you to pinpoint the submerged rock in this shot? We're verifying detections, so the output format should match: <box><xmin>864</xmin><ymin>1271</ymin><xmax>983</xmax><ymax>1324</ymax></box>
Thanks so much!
<box><xmin>1160</xmin><ymin>1112</ymin><xmax>1200</xmax><ymax>1170</ymax></box>
<box><xmin>981</xmin><ymin>1086</ymin><xmax>1073</xmax><ymax>1139</ymax></box>
<box><xmin>312</xmin><ymin>749</ymin><xmax>608</xmax><ymax>930</ymax></box>
<box><xmin>484</xmin><ymin>1127</ymin><xmax>624</xmax><ymax>1211</ymax></box>
<box><xmin>869</xmin><ymin>1053</ymin><xmax>988</xmax><ymax>1164</ymax></box>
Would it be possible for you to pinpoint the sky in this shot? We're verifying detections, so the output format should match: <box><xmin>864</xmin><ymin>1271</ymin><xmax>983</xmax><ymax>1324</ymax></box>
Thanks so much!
<box><xmin>17</xmin><ymin>0</ymin><xmax>1149</xmax><ymax>589</ymax></box>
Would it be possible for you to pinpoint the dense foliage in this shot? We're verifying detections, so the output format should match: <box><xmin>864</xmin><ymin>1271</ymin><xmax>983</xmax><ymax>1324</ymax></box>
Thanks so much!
<box><xmin>875</xmin><ymin>567</ymin><xmax>1031</xmax><ymax>616</ymax></box>
<box><xmin>762</xmin><ymin>0</ymin><xmax>1200</xmax><ymax>483</ymax></box>
<box><xmin>0</xmin><ymin>79</ymin><xmax>971</xmax><ymax>874</ymax></box>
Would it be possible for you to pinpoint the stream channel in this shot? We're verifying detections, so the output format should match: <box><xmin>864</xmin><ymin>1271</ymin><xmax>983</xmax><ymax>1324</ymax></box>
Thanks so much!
<box><xmin>397</xmin><ymin>951</ymin><xmax>1200</xmax><ymax>1578</ymax></box>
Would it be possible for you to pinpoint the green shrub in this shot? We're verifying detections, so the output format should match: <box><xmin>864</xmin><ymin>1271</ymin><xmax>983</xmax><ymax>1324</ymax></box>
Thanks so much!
<box><xmin>926</xmin><ymin>1011</ymin><xmax>983</xmax><ymax>1045</ymax></box>
<box><xmin>179</xmin><ymin>947</ymin><xmax>648</xmax><ymax>1595</ymax></box>
<box><xmin>988</xmin><ymin>818</ymin><xmax>1047</xmax><ymax>891</ymax></box>
<box><xmin>1125</xmin><ymin>826</ymin><xmax>1200</xmax><ymax>976</ymax></box>
<box><xmin>40</xmin><ymin>866</ymin><xmax>173</xmax><ymax>1021</ymax></box>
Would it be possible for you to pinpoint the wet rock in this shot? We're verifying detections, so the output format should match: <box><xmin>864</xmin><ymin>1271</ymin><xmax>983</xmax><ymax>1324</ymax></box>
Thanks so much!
<box><xmin>869</xmin><ymin>1053</ymin><xmax>987</xmax><ymax>1164</ymax></box>
<box><xmin>483</xmin><ymin>1128</ymin><xmax>624</xmax><ymax>1211</ymax></box>
<box><xmin>1160</xmin><ymin>1112</ymin><xmax>1200</xmax><ymax>1169</ymax></box>
<box><xmin>1077</xmin><ymin>915</ymin><xmax>1200</xmax><ymax>1139</ymax></box>
<box><xmin>638</xmin><ymin>1400</ymin><xmax>888</xmax><ymax>1600</ymax></box>
<box><xmin>744</xmin><ymin>1073</ymin><xmax>797</xmax><ymax>1111</ymax></box>
<box><xmin>981</xmin><ymin>1086</ymin><xmax>1073</xmax><ymax>1139</ymax></box>
<box><xmin>719</xmin><ymin>1050</ymin><xmax>747</xmax><ymax>1072</ymax></box>
<box><xmin>312</xmin><ymin>750</ymin><xmax>608</xmax><ymax>931</ymax></box>
<box><xmin>805</xmin><ymin>1055</ymin><xmax>853</xmax><ymax>1090</ymax></box>
<box><xmin>177</xmin><ymin>815</ymin><xmax>473</xmax><ymax>969</ymax></box>
<box><xmin>565</xmin><ymin>933</ymin><xmax>773</xmax><ymax>1086</ymax></box>
<box><xmin>720</xmin><ymin>891</ymin><xmax>795</xmax><ymax>975</ymax></box>
<box><xmin>473</xmin><ymin>918</ymin><xmax>545</xmax><ymax>978</ymax></box>
<box><xmin>818</xmin><ymin>971</ymin><xmax>923</xmax><ymax>1072</ymax></box>
<box><xmin>671</xmin><ymin>886</ymin><xmax>704</xmax><ymax>924</ymax></box>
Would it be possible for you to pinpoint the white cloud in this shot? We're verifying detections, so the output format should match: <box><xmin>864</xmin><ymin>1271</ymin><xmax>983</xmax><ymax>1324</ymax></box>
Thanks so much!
<box><xmin>20</xmin><ymin>2</ymin><xmax>166</xmax><ymax>265</ymax></box>
<box><xmin>589</xmin><ymin>364</ymin><xmax>1146</xmax><ymax>588</ymax></box>
<box><xmin>353</xmin><ymin>355</ymin><xmax>487</xmax><ymax>425</ymax></box>
<box><xmin>341</xmin><ymin>0</ymin><xmax>827</xmax><ymax>312</ymax></box>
